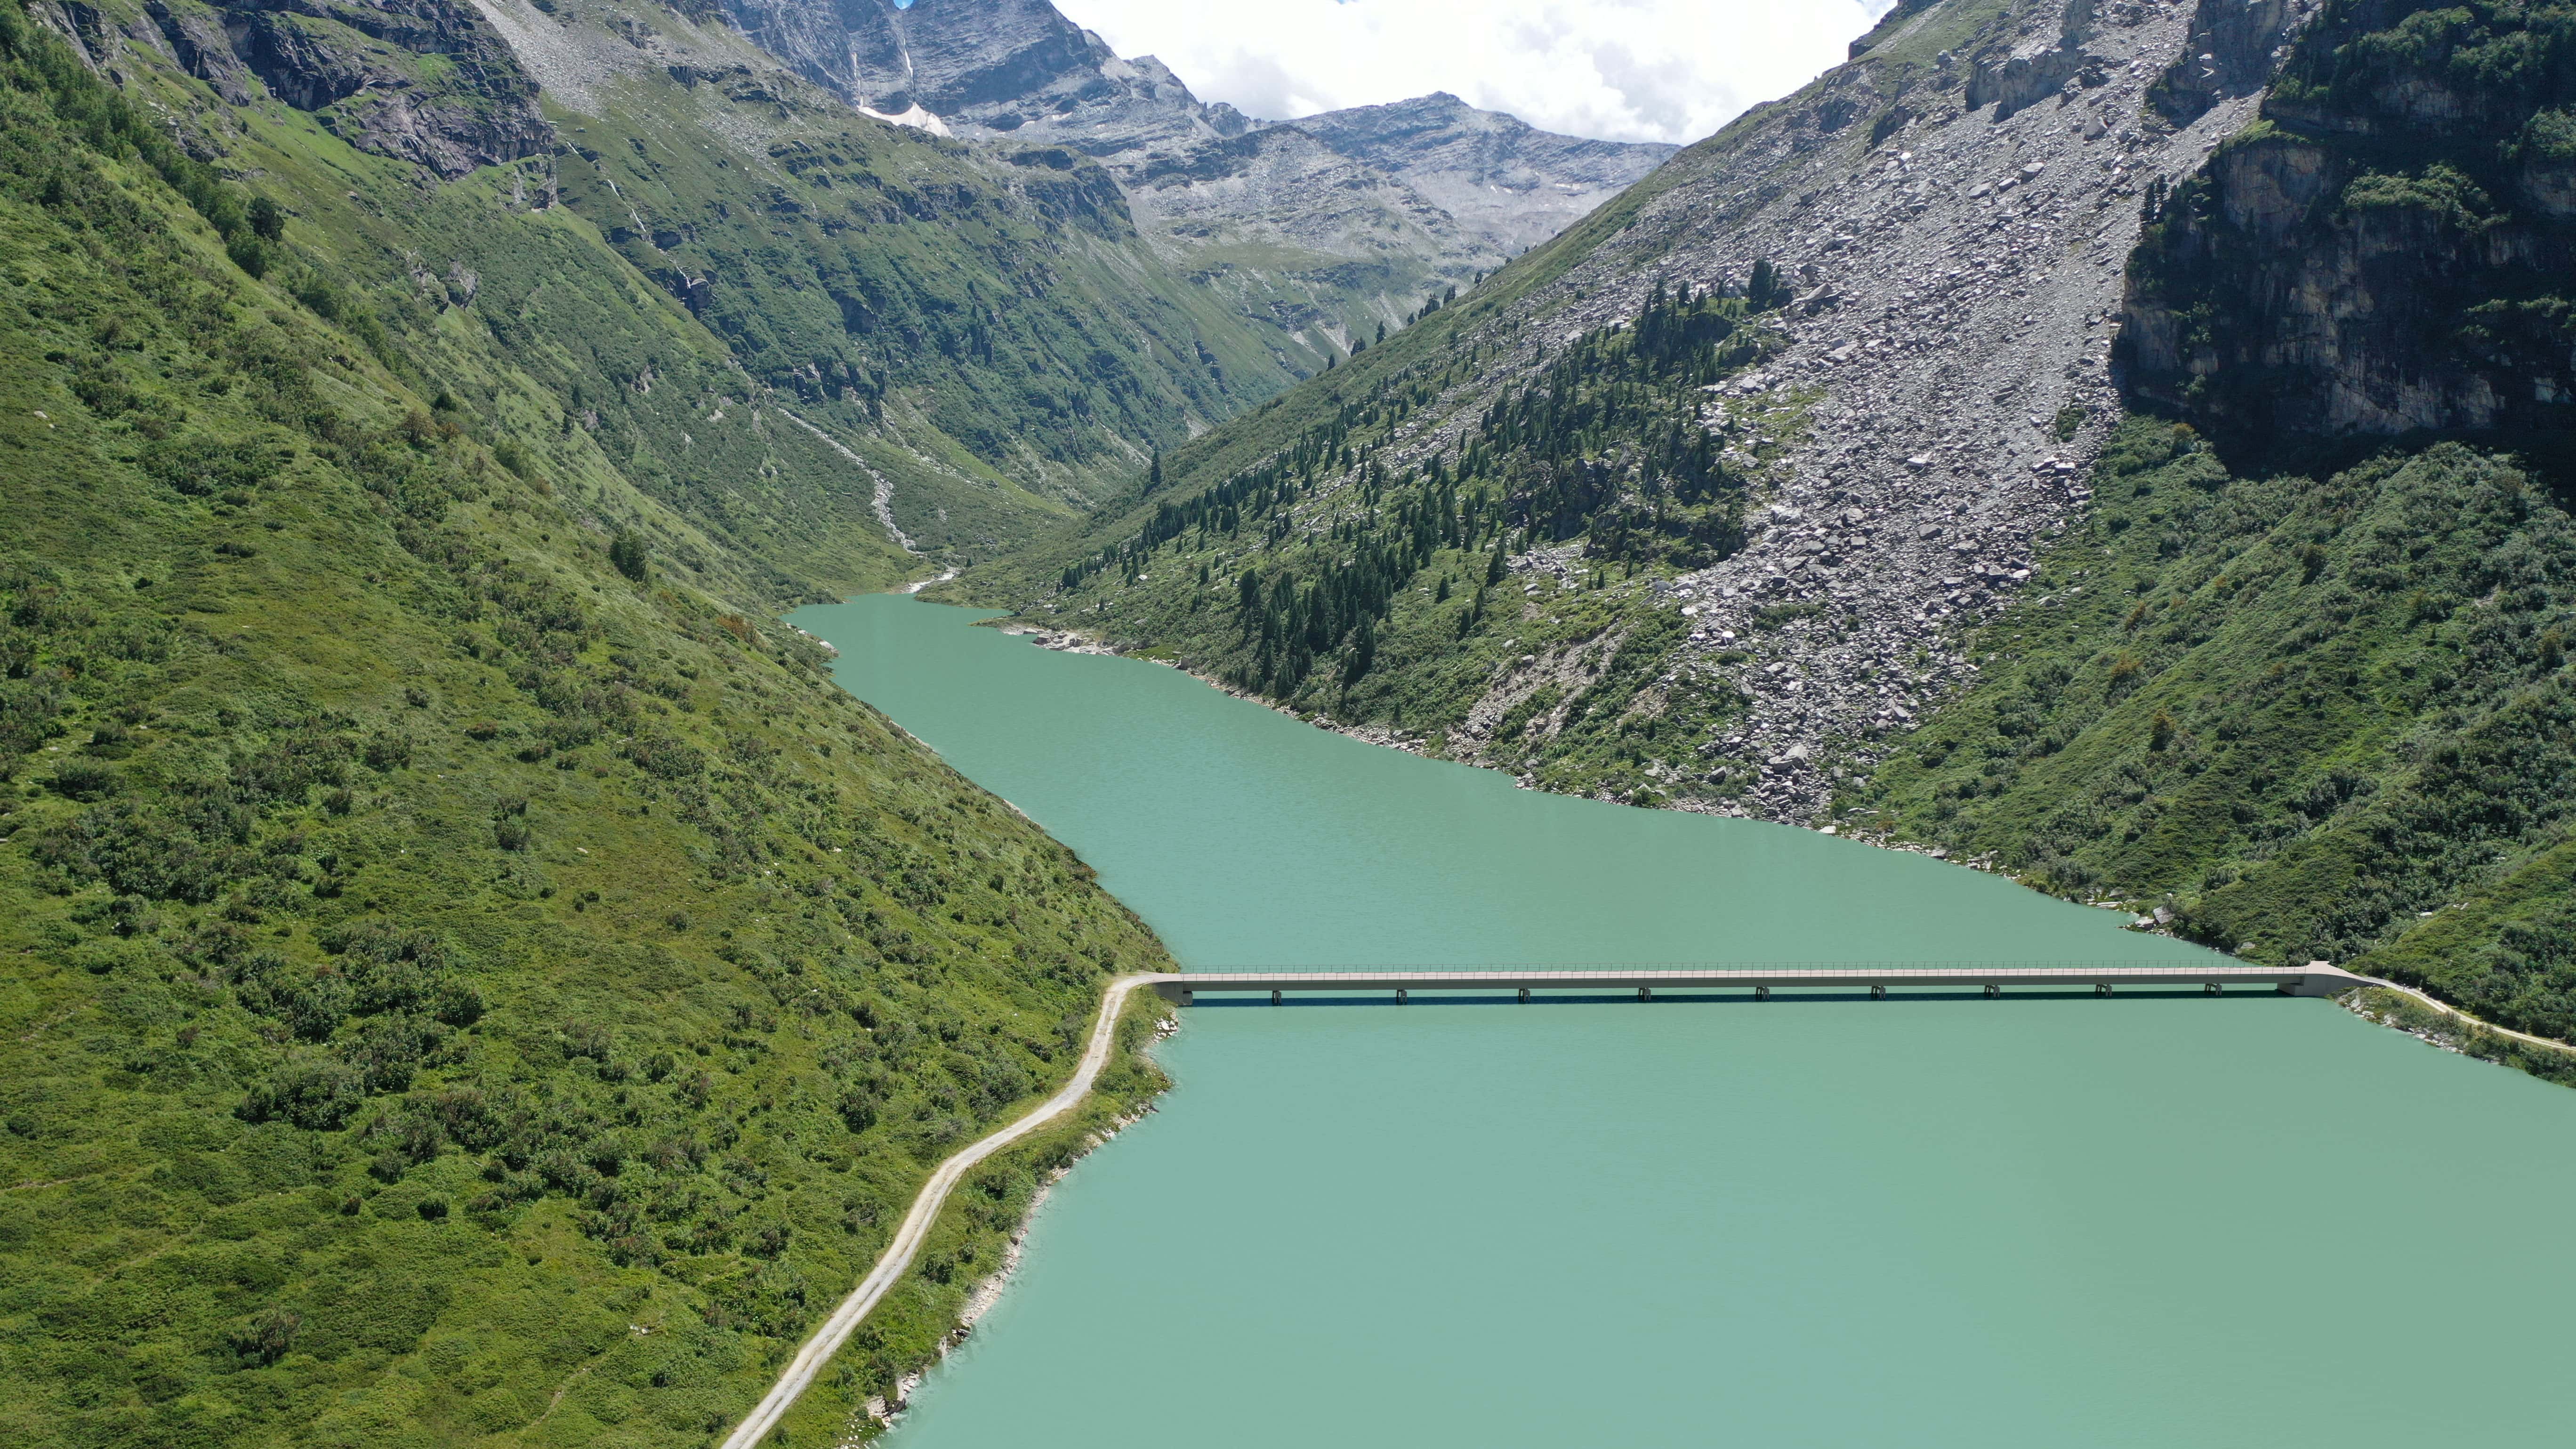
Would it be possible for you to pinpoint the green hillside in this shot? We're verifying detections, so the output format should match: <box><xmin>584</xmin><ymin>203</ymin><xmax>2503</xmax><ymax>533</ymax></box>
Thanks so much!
<box><xmin>950</xmin><ymin>275</ymin><xmax>1802</xmax><ymax>802</ymax></box>
<box><xmin>85</xmin><ymin>0</ymin><xmax>1309</xmax><ymax>582</ymax></box>
<box><xmin>1864</xmin><ymin>422</ymin><xmax>2576</xmax><ymax>1083</ymax></box>
<box><xmin>544</xmin><ymin>80</ymin><xmax>1306</xmax><ymax>523</ymax></box>
<box><xmin>0</xmin><ymin>10</ymin><xmax>1175</xmax><ymax>1446</ymax></box>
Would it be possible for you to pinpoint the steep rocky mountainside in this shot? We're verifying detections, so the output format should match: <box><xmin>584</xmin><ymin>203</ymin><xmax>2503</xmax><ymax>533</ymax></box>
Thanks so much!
<box><xmin>975</xmin><ymin>0</ymin><xmax>2290</xmax><ymax>810</ymax></box>
<box><xmin>57</xmin><ymin>0</ymin><xmax>554</xmax><ymax>177</ymax></box>
<box><xmin>1290</xmin><ymin>92</ymin><xmax>1678</xmax><ymax>259</ymax></box>
<box><xmin>1869</xmin><ymin>0</ymin><xmax>2576</xmax><ymax>1065</ymax></box>
<box><xmin>718</xmin><ymin>0</ymin><xmax>1674</xmax><ymax>354</ymax></box>
<box><xmin>970</xmin><ymin>0</ymin><xmax>2576</xmax><ymax>1079</ymax></box>
<box><xmin>0</xmin><ymin>3</ymin><xmax>1184</xmax><ymax>1444</ymax></box>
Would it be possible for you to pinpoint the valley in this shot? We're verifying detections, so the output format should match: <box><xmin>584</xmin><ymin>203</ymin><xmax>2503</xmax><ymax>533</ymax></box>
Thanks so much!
<box><xmin>5</xmin><ymin>0</ymin><xmax>2576</xmax><ymax>1444</ymax></box>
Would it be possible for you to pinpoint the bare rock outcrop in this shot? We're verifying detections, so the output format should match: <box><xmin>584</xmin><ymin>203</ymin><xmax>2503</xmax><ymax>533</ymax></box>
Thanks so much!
<box><xmin>2117</xmin><ymin>0</ymin><xmax>2576</xmax><ymax>467</ymax></box>
<box><xmin>134</xmin><ymin>0</ymin><xmax>553</xmax><ymax>177</ymax></box>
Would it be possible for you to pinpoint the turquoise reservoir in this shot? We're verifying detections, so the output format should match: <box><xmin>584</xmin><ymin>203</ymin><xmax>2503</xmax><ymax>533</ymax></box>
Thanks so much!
<box><xmin>794</xmin><ymin>595</ymin><xmax>2576</xmax><ymax>1447</ymax></box>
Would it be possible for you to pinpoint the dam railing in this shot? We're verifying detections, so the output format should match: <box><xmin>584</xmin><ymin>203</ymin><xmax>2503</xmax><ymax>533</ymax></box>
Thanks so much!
<box><xmin>1148</xmin><ymin>961</ymin><xmax>2367</xmax><ymax>1005</ymax></box>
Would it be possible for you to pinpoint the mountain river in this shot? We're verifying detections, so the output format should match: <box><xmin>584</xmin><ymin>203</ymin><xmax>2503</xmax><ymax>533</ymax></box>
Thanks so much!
<box><xmin>792</xmin><ymin>595</ymin><xmax>2576</xmax><ymax>1447</ymax></box>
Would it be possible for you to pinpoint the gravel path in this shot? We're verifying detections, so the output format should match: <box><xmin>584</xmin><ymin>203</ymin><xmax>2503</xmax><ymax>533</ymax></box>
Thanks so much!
<box><xmin>718</xmin><ymin>974</ymin><xmax>1158</xmax><ymax>1449</ymax></box>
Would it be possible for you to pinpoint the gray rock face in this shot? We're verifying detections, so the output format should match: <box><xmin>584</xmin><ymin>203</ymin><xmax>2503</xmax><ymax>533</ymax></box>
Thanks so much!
<box><xmin>723</xmin><ymin>0</ymin><xmax>1244</xmax><ymax>146</ymax></box>
<box><xmin>123</xmin><ymin>0</ymin><xmax>553</xmax><ymax>177</ymax></box>
<box><xmin>2117</xmin><ymin>0</ymin><xmax>2576</xmax><ymax>466</ymax></box>
<box><xmin>715</xmin><ymin>0</ymin><xmax>1671</xmax><ymax>349</ymax></box>
<box><xmin>2145</xmin><ymin>0</ymin><xmax>2305</xmax><ymax>126</ymax></box>
<box><xmin>1288</xmin><ymin>92</ymin><xmax>1675</xmax><ymax>258</ymax></box>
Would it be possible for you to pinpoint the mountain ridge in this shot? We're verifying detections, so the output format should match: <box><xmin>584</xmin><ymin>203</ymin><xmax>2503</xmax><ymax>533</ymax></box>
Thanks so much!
<box><xmin>715</xmin><ymin>0</ymin><xmax>1677</xmax><ymax>349</ymax></box>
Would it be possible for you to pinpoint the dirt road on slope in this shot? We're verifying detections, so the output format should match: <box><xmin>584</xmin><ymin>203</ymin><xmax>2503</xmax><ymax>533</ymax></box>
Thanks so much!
<box><xmin>719</xmin><ymin>974</ymin><xmax>1161</xmax><ymax>1449</ymax></box>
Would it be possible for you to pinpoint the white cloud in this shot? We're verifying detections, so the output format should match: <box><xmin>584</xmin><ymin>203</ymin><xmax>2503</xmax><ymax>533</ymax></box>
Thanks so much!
<box><xmin>1053</xmin><ymin>0</ymin><xmax>1891</xmax><ymax>145</ymax></box>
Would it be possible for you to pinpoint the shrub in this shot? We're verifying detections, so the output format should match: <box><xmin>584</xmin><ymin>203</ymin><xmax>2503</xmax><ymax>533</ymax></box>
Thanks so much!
<box><xmin>362</xmin><ymin>730</ymin><xmax>412</xmax><ymax>771</ymax></box>
<box><xmin>30</xmin><ymin>798</ymin><xmax>251</xmax><ymax>902</ymax></box>
<box><xmin>228</xmin><ymin>1307</ymin><xmax>301</xmax><ymax>1365</ymax></box>
<box><xmin>292</xmin><ymin>276</ymin><xmax>343</xmax><ymax>321</ymax></box>
<box><xmin>47</xmin><ymin>760</ymin><xmax>116</xmax><ymax>800</ymax></box>
<box><xmin>837</xmin><ymin>1090</ymin><xmax>877</xmax><ymax>1134</ymax></box>
<box><xmin>139</xmin><ymin>435</ymin><xmax>276</xmax><ymax>497</ymax></box>
<box><xmin>226</xmin><ymin>234</ymin><xmax>269</xmax><ymax>278</ymax></box>
<box><xmin>283</xmin><ymin>975</ymin><xmax>351</xmax><ymax>1041</ymax></box>
<box><xmin>345</xmin><ymin>1015</ymin><xmax>439</xmax><ymax>1092</ymax></box>
<box><xmin>241</xmin><ymin>1055</ymin><xmax>366</xmax><ymax>1130</ymax></box>
<box><xmin>427</xmin><ymin>979</ymin><xmax>485</xmax><ymax>1029</ymax></box>
<box><xmin>625</xmin><ymin>733</ymin><xmax>706</xmax><ymax>779</ymax></box>
<box><xmin>609</xmin><ymin>530</ymin><xmax>649</xmax><ymax>581</ymax></box>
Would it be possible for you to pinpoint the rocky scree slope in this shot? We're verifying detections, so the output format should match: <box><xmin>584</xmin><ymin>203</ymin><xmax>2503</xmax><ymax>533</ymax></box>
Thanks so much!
<box><xmin>717</xmin><ymin>0</ymin><xmax>1674</xmax><ymax>362</ymax></box>
<box><xmin>970</xmin><ymin>0</ymin><xmax>2302</xmax><ymax>820</ymax></box>
<box><xmin>0</xmin><ymin>7</ymin><xmax>1181</xmax><ymax>1446</ymax></box>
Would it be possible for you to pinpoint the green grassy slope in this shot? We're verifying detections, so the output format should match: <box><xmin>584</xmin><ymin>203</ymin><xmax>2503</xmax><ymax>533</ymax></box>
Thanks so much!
<box><xmin>113</xmin><ymin>36</ymin><xmax>925</xmax><ymax>606</ymax></box>
<box><xmin>109</xmin><ymin>0</ymin><xmax>1310</xmax><ymax>577</ymax></box>
<box><xmin>949</xmin><ymin>281</ymin><xmax>1806</xmax><ymax>802</ymax></box>
<box><xmin>1865</xmin><ymin>420</ymin><xmax>2576</xmax><ymax>1079</ymax></box>
<box><xmin>542</xmin><ymin>69</ymin><xmax>1306</xmax><ymax>523</ymax></box>
<box><xmin>0</xmin><ymin>13</ymin><xmax>1176</xmax><ymax>1446</ymax></box>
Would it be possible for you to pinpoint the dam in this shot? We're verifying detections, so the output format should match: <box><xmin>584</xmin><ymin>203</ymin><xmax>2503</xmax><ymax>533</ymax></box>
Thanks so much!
<box><xmin>1151</xmin><ymin>962</ymin><xmax>2369</xmax><ymax>1004</ymax></box>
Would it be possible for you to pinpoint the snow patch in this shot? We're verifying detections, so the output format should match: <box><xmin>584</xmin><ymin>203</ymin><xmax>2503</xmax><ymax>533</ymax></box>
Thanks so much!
<box><xmin>859</xmin><ymin>103</ymin><xmax>950</xmax><ymax>137</ymax></box>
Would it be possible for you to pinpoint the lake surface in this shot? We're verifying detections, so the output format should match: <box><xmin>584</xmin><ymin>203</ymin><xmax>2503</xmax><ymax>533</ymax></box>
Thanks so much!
<box><xmin>794</xmin><ymin>594</ymin><xmax>2576</xmax><ymax>1447</ymax></box>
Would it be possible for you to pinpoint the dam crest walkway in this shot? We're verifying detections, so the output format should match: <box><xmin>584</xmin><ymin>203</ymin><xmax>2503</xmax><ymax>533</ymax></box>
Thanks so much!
<box><xmin>1149</xmin><ymin>961</ymin><xmax>2367</xmax><ymax>1004</ymax></box>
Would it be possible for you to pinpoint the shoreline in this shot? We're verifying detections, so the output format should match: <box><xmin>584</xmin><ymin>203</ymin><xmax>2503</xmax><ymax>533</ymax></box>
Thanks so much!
<box><xmin>720</xmin><ymin>978</ymin><xmax>1174</xmax><ymax>1449</ymax></box>
<box><xmin>855</xmin><ymin>1098</ymin><xmax>1166</xmax><ymax>1439</ymax></box>
<box><xmin>982</xmin><ymin>613</ymin><xmax>2576</xmax><ymax>1076</ymax></box>
<box><xmin>839</xmin><ymin>1011</ymin><xmax>1182</xmax><ymax>1444</ymax></box>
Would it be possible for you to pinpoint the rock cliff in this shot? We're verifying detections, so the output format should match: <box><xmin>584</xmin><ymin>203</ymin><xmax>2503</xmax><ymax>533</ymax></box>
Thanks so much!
<box><xmin>2117</xmin><ymin>0</ymin><xmax>2576</xmax><ymax>472</ymax></box>
<box><xmin>35</xmin><ymin>0</ymin><xmax>555</xmax><ymax>175</ymax></box>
